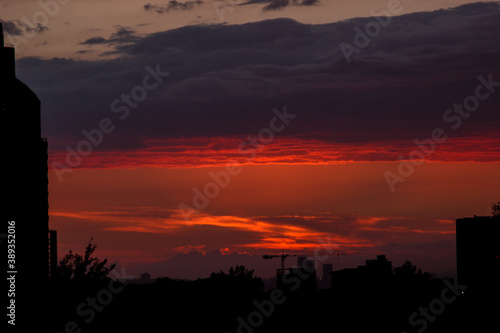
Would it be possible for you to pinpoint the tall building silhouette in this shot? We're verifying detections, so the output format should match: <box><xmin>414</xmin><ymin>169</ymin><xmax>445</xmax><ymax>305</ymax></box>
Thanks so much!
<box><xmin>321</xmin><ymin>263</ymin><xmax>333</xmax><ymax>288</ymax></box>
<box><xmin>456</xmin><ymin>215</ymin><xmax>500</xmax><ymax>286</ymax></box>
<box><xmin>1</xmin><ymin>23</ymin><xmax>50</xmax><ymax>332</ymax></box>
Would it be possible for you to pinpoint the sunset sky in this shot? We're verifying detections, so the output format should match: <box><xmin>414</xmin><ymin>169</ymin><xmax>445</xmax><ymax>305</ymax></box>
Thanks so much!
<box><xmin>2</xmin><ymin>0</ymin><xmax>500</xmax><ymax>280</ymax></box>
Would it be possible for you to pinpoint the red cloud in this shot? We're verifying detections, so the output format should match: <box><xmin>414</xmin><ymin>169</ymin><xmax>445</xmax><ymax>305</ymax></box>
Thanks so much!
<box><xmin>48</xmin><ymin>135</ymin><xmax>500</xmax><ymax>170</ymax></box>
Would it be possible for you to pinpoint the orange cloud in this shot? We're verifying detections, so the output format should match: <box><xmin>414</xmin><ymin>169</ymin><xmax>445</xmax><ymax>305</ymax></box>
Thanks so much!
<box><xmin>50</xmin><ymin>207</ymin><xmax>455</xmax><ymax>257</ymax></box>
<box><xmin>173</xmin><ymin>245</ymin><xmax>207</xmax><ymax>254</ymax></box>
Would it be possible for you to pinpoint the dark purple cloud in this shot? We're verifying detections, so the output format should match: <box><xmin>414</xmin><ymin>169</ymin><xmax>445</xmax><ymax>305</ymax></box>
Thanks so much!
<box><xmin>80</xmin><ymin>26</ymin><xmax>139</xmax><ymax>46</ymax></box>
<box><xmin>144</xmin><ymin>0</ymin><xmax>204</xmax><ymax>13</ymax></box>
<box><xmin>242</xmin><ymin>0</ymin><xmax>320</xmax><ymax>11</ymax></box>
<box><xmin>0</xmin><ymin>19</ymin><xmax>48</xmax><ymax>36</ymax></box>
<box><xmin>14</xmin><ymin>2</ymin><xmax>500</xmax><ymax>153</ymax></box>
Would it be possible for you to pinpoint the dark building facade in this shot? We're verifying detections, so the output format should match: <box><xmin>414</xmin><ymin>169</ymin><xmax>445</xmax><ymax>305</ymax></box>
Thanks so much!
<box><xmin>320</xmin><ymin>263</ymin><xmax>333</xmax><ymax>289</ymax></box>
<box><xmin>1</xmin><ymin>24</ymin><xmax>50</xmax><ymax>332</ymax></box>
<box><xmin>456</xmin><ymin>215</ymin><xmax>500</xmax><ymax>286</ymax></box>
<box><xmin>331</xmin><ymin>254</ymin><xmax>392</xmax><ymax>288</ymax></box>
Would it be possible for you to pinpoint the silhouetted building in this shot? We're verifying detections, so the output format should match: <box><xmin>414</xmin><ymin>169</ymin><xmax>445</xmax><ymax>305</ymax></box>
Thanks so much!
<box><xmin>49</xmin><ymin>229</ymin><xmax>58</xmax><ymax>279</ymax></box>
<box><xmin>331</xmin><ymin>267</ymin><xmax>360</xmax><ymax>286</ymax></box>
<box><xmin>331</xmin><ymin>254</ymin><xmax>392</xmax><ymax>288</ymax></box>
<box><xmin>297</xmin><ymin>256</ymin><xmax>307</xmax><ymax>268</ymax></box>
<box><xmin>129</xmin><ymin>272</ymin><xmax>155</xmax><ymax>285</ymax></box>
<box><xmin>365</xmin><ymin>254</ymin><xmax>392</xmax><ymax>277</ymax></box>
<box><xmin>277</xmin><ymin>257</ymin><xmax>317</xmax><ymax>292</ymax></box>
<box><xmin>2</xmin><ymin>23</ymin><xmax>51</xmax><ymax>332</ymax></box>
<box><xmin>321</xmin><ymin>263</ymin><xmax>333</xmax><ymax>288</ymax></box>
<box><xmin>456</xmin><ymin>215</ymin><xmax>500</xmax><ymax>286</ymax></box>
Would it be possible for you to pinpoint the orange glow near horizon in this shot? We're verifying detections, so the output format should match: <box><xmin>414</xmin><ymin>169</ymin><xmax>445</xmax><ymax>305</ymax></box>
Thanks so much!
<box><xmin>48</xmin><ymin>159</ymin><xmax>499</xmax><ymax>275</ymax></box>
<box><xmin>50</xmin><ymin>206</ymin><xmax>456</xmax><ymax>256</ymax></box>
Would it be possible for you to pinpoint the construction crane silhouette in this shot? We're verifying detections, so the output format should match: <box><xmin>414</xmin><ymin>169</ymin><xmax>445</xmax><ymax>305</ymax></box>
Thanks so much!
<box><xmin>263</xmin><ymin>250</ymin><xmax>360</xmax><ymax>273</ymax></box>
<box><xmin>335</xmin><ymin>251</ymin><xmax>360</xmax><ymax>266</ymax></box>
<box><xmin>335</xmin><ymin>252</ymin><xmax>348</xmax><ymax>264</ymax></box>
<box><xmin>263</xmin><ymin>250</ymin><xmax>297</xmax><ymax>275</ymax></box>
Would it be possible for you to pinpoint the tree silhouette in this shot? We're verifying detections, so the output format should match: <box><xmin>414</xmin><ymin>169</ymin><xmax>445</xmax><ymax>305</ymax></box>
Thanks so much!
<box><xmin>396</xmin><ymin>261</ymin><xmax>431</xmax><ymax>281</ymax></box>
<box><xmin>57</xmin><ymin>237</ymin><xmax>115</xmax><ymax>285</ymax></box>
<box><xmin>211</xmin><ymin>265</ymin><xmax>255</xmax><ymax>279</ymax></box>
<box><xmin>493</xmin><ymin>201</ymin><xmax>500</xmax><ymax>217</ymax></box>
<box><xmin>211</xmin><ymin>265</ymin><xmax>264</xmax><ymax>290</ymax></box>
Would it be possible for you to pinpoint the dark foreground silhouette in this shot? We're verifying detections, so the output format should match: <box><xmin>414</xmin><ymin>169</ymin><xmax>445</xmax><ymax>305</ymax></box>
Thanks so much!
<box><xmin>47</xmin><ymin>245</ymin><xmax>500</xmax><ymax>333</ymax></box>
